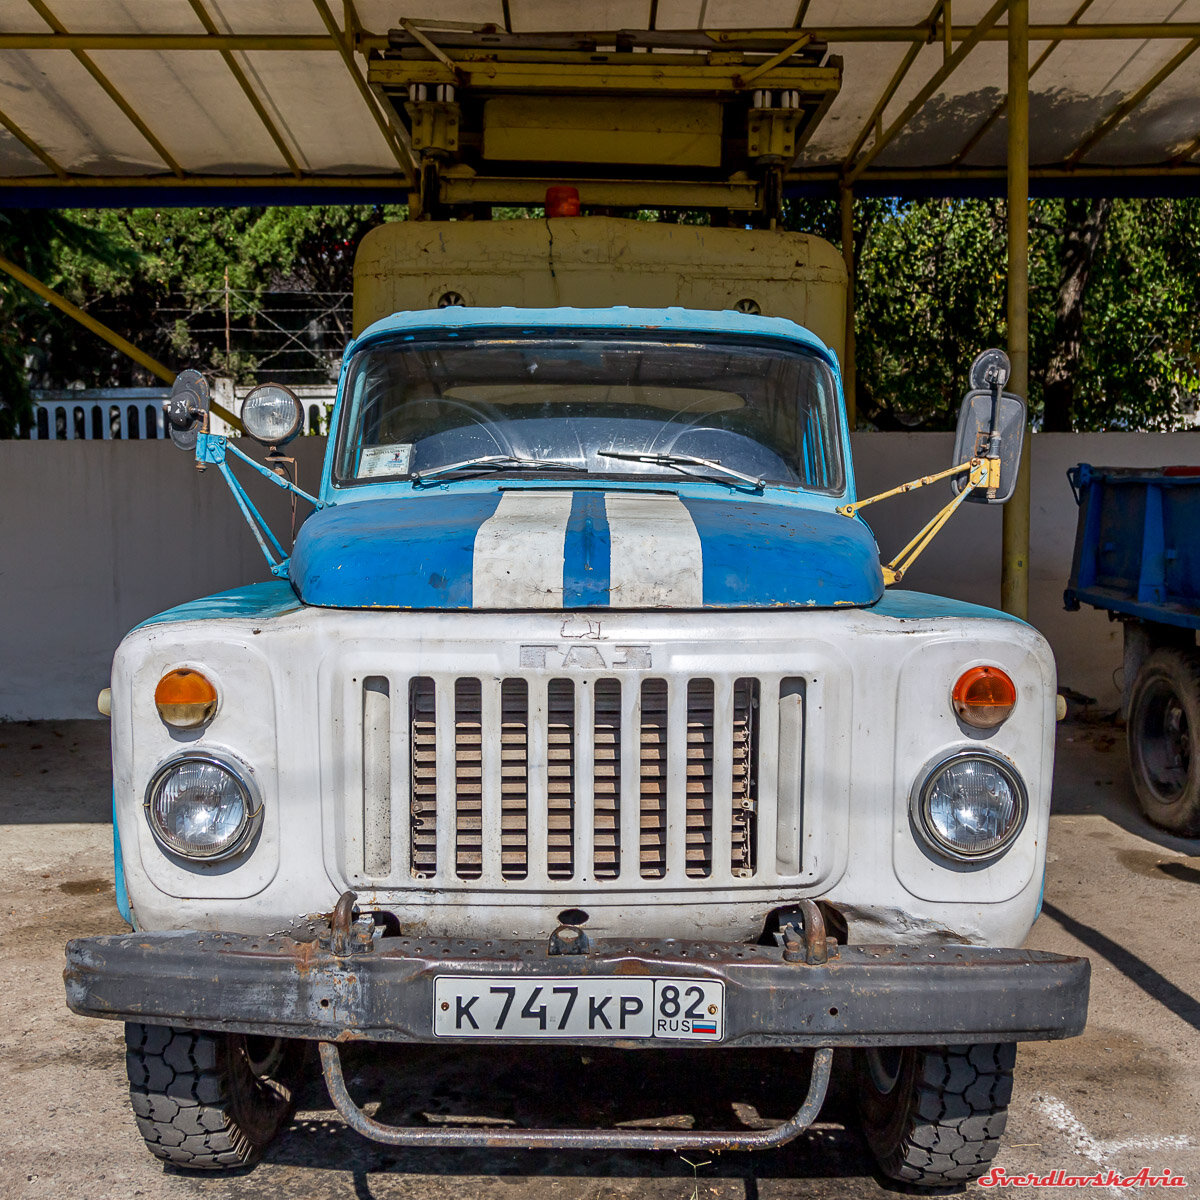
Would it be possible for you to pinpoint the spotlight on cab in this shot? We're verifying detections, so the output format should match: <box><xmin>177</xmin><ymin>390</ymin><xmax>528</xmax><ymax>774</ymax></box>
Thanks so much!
<box><xmin>239</xmin><ymin>383</ymin><xmax>304</xmax><ymax>447</ymax></box>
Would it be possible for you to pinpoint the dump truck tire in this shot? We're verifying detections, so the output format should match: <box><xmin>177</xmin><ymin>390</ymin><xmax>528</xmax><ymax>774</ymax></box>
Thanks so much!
<box><xmin>124</xmin><ymin>1023</ymin><xmax>305</xmax><ymax>1171</ymax></box>
<box><xmin>1127</xmin><ymin>648</ymin><xmax>1200</xmax><ymax>836</ymax></box>
<box><xmin>856</xmin><ymin>1043</ymin><xmax>1015</xmax><ymax>1187</ymax></box>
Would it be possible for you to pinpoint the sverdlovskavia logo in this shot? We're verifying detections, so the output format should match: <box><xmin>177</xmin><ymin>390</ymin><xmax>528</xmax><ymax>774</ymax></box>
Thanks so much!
<box><xmin>978</xmin><ymin>1167</ymin><xmax>1187</xmax><ymax>1188</ymax></box>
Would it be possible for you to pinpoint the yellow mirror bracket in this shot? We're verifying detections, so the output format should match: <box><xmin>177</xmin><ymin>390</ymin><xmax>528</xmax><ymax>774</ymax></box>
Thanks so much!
<box><xmin>835</xmin><ymin>458</ymin><xmax>978</xmax><ymax>519</ymax></box>
<box><xmin>985</xmin><ymin>454</ymin><xmax>1002</xmax><ymax>491</ymax></box>
<box><xmin>884</xmin><ymin>476</ymin><xmax>978</xmax><ymax>583</ymax></box>
<box><xmin>836</xmin><ymin>458</ymin><xmax>997</xmax><ymax>586</ymax></box>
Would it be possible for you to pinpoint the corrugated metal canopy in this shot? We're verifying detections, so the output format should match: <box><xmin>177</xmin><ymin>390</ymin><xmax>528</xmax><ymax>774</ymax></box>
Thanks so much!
<box><xmin>1</xmin><ymin>0</ymin><xmax>1199</xmax><ymax>203</ymax></box>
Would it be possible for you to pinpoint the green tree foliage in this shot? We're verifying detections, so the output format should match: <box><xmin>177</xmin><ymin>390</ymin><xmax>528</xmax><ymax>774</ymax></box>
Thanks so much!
<box><xmin>0</xmin><ymin>209</ymin><xmax>136</xmax><ymax>435</ymax></box>
<box><xmin>788</xmin><ymin>195</ymin><xmax>1200</xmax><ymax>432</ymax></box>
<box><xmin>853</xmin><ymin>199</ymin><xmax>1009</xmax><ymax>430</ymax></box>
<box><xmin>11</xmin><ymin>204</ymin><xmax>405</xmax><ymax>406</ymax></box>
<box><xmin>1065</xmin><ymin>199</ymin><xmax>1200</xmax><ymax>431</ymax></box>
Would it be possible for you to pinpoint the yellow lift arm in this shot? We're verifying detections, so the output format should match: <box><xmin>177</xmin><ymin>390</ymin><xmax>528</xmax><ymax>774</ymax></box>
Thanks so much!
<box><xmin>837</xmin><ymin>456</ymin><xmax>999</xmax><ymax>585</ymax></box>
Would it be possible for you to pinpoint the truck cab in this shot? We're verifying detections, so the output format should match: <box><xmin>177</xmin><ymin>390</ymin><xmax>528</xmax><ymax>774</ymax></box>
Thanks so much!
<box><xmin>66</xmin><ymin>224</ymin><xmax>1088</xmax><ymax>1188</ymax></box>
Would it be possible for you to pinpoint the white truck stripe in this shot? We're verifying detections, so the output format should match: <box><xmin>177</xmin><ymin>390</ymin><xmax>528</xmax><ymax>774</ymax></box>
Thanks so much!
<box><xmin>605</xmin><ymin>492</ymin><xmax>704</xmax><ymax>607</ymax></box>
<box><xmin>472</xmin><ymin>491</ymin><xmax>573</xmax><ymax>608</ymax></box>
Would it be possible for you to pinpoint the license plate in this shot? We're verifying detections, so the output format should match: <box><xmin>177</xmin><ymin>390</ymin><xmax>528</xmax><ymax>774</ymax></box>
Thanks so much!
<box><xmin>433</xmin><ymin>976</ymin><xmax>725</xmax><ymax>1041</ymax></box>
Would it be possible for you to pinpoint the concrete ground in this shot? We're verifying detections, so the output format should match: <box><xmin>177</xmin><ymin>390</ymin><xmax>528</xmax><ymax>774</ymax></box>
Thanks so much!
<box><xmin>1</xmin><ymin>718</ymin><xmax>1197</xmax><ymax>1200</ymax></box>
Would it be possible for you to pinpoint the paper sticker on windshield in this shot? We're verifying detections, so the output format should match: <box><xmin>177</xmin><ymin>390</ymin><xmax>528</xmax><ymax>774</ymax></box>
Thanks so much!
<box><xmin>359</xmin><ymin>444</ymin><xmax>412</xmax><ymax>478</ymax></box>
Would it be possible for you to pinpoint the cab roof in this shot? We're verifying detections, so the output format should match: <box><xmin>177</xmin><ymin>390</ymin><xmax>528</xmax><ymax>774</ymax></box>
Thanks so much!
<box><xmin>349</xmin><ymin>306</ymin><xmax>840</xmax><ymax>372</ymax></box>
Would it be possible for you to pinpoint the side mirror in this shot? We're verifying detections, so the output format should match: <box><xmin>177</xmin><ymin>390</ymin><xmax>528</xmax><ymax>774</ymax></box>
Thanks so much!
<box><xmin>951</xmin><ymin>349</ymin><xmax>1026</xmax><ymax>504</ymax></box>
<box><xmin>164</xmin><ymin>369</ymin><xmax>209</xmax><ymax>451</ymax></box>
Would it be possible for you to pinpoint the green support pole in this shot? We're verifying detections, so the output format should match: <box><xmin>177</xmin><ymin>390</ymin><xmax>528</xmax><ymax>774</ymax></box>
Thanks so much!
<box><xmin>1001</xmin><ymin>0</ymin><xmax>1030</xmax><ymax>618</ymax></box>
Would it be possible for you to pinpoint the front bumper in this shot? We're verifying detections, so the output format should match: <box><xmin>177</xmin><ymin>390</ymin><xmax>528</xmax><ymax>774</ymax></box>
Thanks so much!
<box><xmin>65</xmin><ymin>928</ymin><xmax>1089</xmax><ymax>1048</ymax></box>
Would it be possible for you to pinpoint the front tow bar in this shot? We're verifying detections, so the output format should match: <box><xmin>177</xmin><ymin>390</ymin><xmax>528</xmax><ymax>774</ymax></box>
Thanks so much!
<box><xmin>318</xmin><ymin>1039</ymin><xmax>834</xmax><ymax>1151</ymax></box>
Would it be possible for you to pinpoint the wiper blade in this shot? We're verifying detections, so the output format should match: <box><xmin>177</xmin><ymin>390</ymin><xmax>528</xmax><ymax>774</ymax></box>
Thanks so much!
<box><xmin>411</xmin><ymin>454</ymin><xmax>587</xmax><ymax>482</ymax></box>
<box><xmin>598</xmin><ymin>449</ymin><xmax>765</xmax><ymax>490</ymax></box>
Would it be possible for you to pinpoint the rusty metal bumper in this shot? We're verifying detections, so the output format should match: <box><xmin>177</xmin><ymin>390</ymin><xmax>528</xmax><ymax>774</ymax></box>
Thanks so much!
<box><xmin>64</xmin><ymin>928</ymin><xmax>1089</xmax><ymax>1048</ymax></box>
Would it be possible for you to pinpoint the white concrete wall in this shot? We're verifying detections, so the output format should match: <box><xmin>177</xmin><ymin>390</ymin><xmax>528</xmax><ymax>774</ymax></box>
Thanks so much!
<box><xmin>1</xmin><ymin>438</ymin><xmax>327</xmax><ymax>721</ymax></box>
<box><xmin>2</xmin><ymin>433</ymin><xmax>1198</xmax><ymax>720</ymax></box>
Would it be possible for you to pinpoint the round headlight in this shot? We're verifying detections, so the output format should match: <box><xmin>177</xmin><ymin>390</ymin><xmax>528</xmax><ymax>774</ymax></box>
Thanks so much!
<box><xmin>912</xmin><ymin>751</ymin><xmax>1026</xmax><ymax>861</ymax></box>
<box><xmin>145</xmin><ymin>754</ymin><xmax>261</xmax><ymax>860</ymax></box>
<box><xmin>240</xmin><ymin>383</ymin><xmax>303</xmax><ymax>446</ymax></box>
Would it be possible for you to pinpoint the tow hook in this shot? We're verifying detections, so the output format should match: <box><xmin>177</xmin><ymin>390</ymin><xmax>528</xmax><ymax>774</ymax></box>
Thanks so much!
<box><xmin>324</xmin><ymin>890</ymin><xmax>375</xmax><ymax>958</ymax></box>
<box><xmin>779</xmin><ymin>900</ymin><xmax>831</xmax><ymax>965</ymax></box>
<box><xmin>547</xmin><ymin>923</ymin><xmax>591</xmax><ymax>956</ymax></box>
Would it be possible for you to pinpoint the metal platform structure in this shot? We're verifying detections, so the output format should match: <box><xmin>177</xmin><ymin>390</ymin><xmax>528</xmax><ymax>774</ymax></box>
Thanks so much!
<box><xmin>0</xmin><ymin>3</ymin><xmax>1198</xmax><ymax>205</ymax></box>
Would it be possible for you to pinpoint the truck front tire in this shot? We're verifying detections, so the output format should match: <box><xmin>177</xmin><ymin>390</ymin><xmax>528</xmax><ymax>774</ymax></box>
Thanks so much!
<box><xmin>1127</xmin><ymin>647</ymin><xmax>1200</xmax><ymax>836</ymax></box>
<box><xmin>125</xmin><ymin>1023</ymin><xmax>306</xmax><ymax>1171</ymax></box>
<box><xmin>856</xmin><ymin>1043</ymin><xmax>1015</xmax><ymax>1187</ymax></box>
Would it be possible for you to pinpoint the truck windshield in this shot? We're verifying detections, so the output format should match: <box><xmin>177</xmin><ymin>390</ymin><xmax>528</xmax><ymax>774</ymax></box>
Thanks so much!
<box><xmin>333</xmin><ymin>329</ymin><xmax>845</xmax><ymax>493</ymax></box>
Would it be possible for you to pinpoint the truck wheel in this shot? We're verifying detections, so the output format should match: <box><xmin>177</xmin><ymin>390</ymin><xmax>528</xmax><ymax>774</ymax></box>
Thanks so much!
<box><xmin>1127</xmin><ymin>648</ymin><xmax>1200</xmax><ymax>836</ymax></box>
<box><xmin>125</xmin><ymin>1023</ymin><xmax>306</xmax><ymax>1170</ymax></box>
<box><xmin>856</xmin><ymin>1043</ymin><xmax>1015</xmax><ymax>1187</ymax></box>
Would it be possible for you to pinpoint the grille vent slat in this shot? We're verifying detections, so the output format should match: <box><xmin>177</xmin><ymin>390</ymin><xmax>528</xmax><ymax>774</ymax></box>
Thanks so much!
<box><xmin>731</xmin><ymin>678</ymin><xmax>759</xmax><ymax>876</ymax></box>
<box><xmin>409</xmin><ymin>678</ymin><xmax>437</xmax><ymax>878</ymax></box>
<box><xmin>685</xmin><ymin>679</ymin><xmax>715</xmax><ymax>878</ymax></box>
<box><xmin>399</xmin><ymin>674</ymin><xmax>769</xmax><ymax>885</ymax></box>
<box><xmin>593</xmin><ymin>679</ymin><xmax>622</xmax><ymax>879</ymax></box>
<box><xmin>499</xmin><ymin>678</ymin><xmax>530</xmax><ymax>879</ymax></box>
<box><xmin>454</xmin><ymin>679</ymin><xmax>483</xmax><ymax>879</ymax></box>
<box><xmin>639</xmin><ymin>679</ymin><xmax>669</xmax><ymax>879</ymax></box>
<box><xmin>361</xmin><ymin>677</ymin><xmax>392</xmax><ymax>877</ymax></box>
<box><xmin>546</xmin><ymin>679</ymin><xmax>576</xmax><ymax>879</ymax></box>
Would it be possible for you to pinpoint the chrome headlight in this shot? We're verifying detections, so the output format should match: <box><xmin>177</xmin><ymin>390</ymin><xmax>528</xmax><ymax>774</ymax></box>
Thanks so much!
<box><xmin>240</xmin><ymin>382</ymin><xmax>303</xmax><ymax>446</ymax></box>
<box><xmin>912</xmin><ymin>750</ymin><xmax>1027</xmax><ymax>861</ymax></box>
<box><xmin>145</xmin><ymin>753</ymin><xmax>261</xmax><ymax>861</ymax></box>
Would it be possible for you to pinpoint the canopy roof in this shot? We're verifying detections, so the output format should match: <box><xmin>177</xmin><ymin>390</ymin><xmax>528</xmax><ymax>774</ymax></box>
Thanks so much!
<box><xmin>1</xmin><ymin>1</ymin><xmax>1198</xmax><ymax>204</ymax></box>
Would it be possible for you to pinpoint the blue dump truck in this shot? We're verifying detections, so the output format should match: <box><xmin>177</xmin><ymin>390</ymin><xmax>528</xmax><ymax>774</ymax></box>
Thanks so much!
<box><xmin>65</xmin><ymin>220</ymin><xmax>1088</xmax><ymax>1187</ymax></box>
<box><xmin>1066</xmin><ymin>463</ymin><xmax>1200</xmax><ymax>836</ymax></box>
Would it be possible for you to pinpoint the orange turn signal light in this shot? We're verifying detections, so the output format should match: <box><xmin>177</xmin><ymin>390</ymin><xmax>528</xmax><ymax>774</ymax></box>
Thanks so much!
<box><xmin>952</xmin><ymin>666</ymin><xmax>1016</xmax><ymax>729</ymax></box>
<box><xmin>155</xmin><ymin>668</ymin><xmax>218</xmax><ymax>729</ymax></box>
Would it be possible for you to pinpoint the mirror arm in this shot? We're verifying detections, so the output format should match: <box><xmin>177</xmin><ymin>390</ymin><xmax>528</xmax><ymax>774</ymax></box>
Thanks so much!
<box><xmin>224</xmin><ymin>439</ymin><xmax>323</xmax><ymax>508</ymax></box>
<box><xmin>215</xmin><ymin>457</ymin><xmax>290</xmax><ymax>573</ymax></box>
<box><xmin>194</xmin><ymin>430</ymin><xmax>323</xmax><ymax>579</ymax></box>
<box><xmin>836</xmin><ymin>458</ymin><xmax>979</xmax><ymax>519</ymax></box>
<box><xmin>880</xmin><ymin>460</ymin><xmax>988</xmax><ymax>585</ymax></box>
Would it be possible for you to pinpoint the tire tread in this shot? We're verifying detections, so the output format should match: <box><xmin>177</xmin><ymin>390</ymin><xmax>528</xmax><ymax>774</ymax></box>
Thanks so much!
<box><xmin>1127</xmin><ymin>648</ymin><xmax>1200</xmax><ymax>836</ymax></box>
<box><xmin>124</xmin><ymin>1023</ymin><xmax>296</xmax><ymax>1171</ymax></box>
<box><xmin>861</xmin><ymin>1043</ymin><xmax>1016</xmax><ymax>1187</ymax></box>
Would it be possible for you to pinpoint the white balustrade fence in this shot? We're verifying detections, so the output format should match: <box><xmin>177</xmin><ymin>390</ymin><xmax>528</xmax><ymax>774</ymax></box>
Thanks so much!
<box><xmin>29</xmin><ymin>385</ymin><xmax>335</xmax><ymax>440</ymax></box>
<box><xmin>32</xmin><ymin>390</ymin><xmax>170</xmax><ymax>440</ymax></box>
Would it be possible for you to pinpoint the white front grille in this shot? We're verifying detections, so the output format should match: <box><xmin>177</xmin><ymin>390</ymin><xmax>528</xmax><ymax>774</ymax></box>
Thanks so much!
<box><xmin>348</xmin><ymin>672</ymin><xmax>798</xmax><ymax>889</ymax></box>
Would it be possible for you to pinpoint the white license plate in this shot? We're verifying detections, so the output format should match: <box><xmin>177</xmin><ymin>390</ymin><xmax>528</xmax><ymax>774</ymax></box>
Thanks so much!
<box><xmin>433</xmin><ymin>976</ymin><xmax>725</xmax><ymax>1041</ymax></box>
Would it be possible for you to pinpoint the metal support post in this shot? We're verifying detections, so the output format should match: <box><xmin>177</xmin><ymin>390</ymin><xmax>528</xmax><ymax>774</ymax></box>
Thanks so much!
<box><xmin>839</xmin><ymin>185</ymin><xmax>856</xmax><ymax>429</ymax></box>
<box><xmin>1002</xmin><ymin>0</ymin><xmax>1030</xmax><ymax>618</ymax></box>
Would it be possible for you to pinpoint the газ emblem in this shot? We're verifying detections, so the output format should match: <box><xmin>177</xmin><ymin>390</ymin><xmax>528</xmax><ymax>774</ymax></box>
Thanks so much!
<box><xmin>518</xmin><ymin>644</ymin><xmax>652</xmax><ymax>670</ymax></box>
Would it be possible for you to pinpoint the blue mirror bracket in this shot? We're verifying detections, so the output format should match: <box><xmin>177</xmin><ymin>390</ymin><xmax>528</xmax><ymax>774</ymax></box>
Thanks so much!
<box><xmin>196</xmin><ymin>431</ymin><xmax>323</xmax><ymax>576</ymax></box>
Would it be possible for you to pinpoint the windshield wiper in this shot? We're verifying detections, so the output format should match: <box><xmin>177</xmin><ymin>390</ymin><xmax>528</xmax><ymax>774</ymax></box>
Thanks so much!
<box><xmin>597</xmin><ymin>450</ymin><xmax>765</xmax><ymax>490</ymax></box>
<box><xmin>411</xmin><ymin>454</ymin><xmax>587</xmax><ymax>482</ymax></box>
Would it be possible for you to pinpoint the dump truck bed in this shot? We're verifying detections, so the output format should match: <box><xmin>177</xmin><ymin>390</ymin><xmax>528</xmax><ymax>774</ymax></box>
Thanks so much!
<box><xmin>1065</xmin><ymin>463</ymin><xmax>1200</xmax><ymax>630</ymax></box>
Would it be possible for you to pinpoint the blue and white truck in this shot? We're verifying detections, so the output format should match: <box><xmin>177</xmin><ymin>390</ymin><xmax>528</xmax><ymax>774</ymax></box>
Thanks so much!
<box><xmin>65</xmin><ymin>216</ymin><xmax>1088</xmax><ymax>1187</ymax></box>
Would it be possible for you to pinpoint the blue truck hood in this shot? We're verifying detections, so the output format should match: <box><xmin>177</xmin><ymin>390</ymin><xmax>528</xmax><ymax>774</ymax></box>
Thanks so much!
<box><xmin>289</xmin><ymin>488</ymin><xmax>882</xmax><ymax>610</ymax></box>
